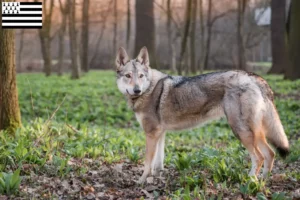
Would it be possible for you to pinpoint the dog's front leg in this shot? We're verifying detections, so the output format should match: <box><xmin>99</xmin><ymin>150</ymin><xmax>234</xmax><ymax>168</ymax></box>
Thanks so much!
<box><xmin>151</xmin><ymin>132</ymin><xmax>165</xmax><ymax>176</ymax></box>
<box><xmin>138</xmin><ymin>131</ymin><xmax>161</xmax><ymax>184</ymax></box>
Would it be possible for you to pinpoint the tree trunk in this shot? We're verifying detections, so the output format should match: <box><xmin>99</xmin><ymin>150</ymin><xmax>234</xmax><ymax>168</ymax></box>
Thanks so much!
<box><xmin>198</xmin><ymin>0</ymin><xmax>204</xmax><ymax>73</ymax></box>
<box><xmin>113</xmin><ymin>0</ymin><xmax>118</xmax><ymax>54</ymax></box>
<box><xmin>237</xmin><ymin>0</ymin><xmax>247</xmax><ymax>70</ymax></box>
<box><xmin>134</xmin><ymin>0</ymin><xmax>157</xmax><ymax>68</ymax></box>
<box><xmin>17</xmin><ymin>30</ymin><xmax>25</xmax><ymax>72</ymax></box>
<box><xmin>185</xmin><ymin>37</ymin><xmax>191</xmax><ymax>75</ymax></box>
<box><xmin>36</xmin><ymin>0</ymin><xmax>54</xmax><ymax>76</ymax></box>
<box><xmin>178</xmin><ymin>0</ymin><xmax>192</xmax><ymax>75</ymax></box>
<box><xmin>68</xmin><ymin>0</ymin><xmax>80</xmax><ymax>79</ymax></box>
<box><xmin>39</xmin><ymin>34</ymin><xmax>52</xmax><ymax>76</ymax></box>
<box><xmin>190</xmin><ymin>0</ymin><xmax>197</xmax><ymax>74</ymax></box>
<box><xmin>203</xmin><ymin>0</ymin><xmax>212</xmax><ymax>70</ymax></box>
<box><xmin>126</xmin><ymin>0</ymin><xmax>131</xmax><ymax>49</ymax></box>
<box><xmin>81</xmin><ymin>0</ymin><xmax>90</xmax><ymax>72</ymax></box>
<box><xmin>285</xmin><ymin>0</ymin><xmax>300</xmax><ymax>80</ymax></box>
<box><xmin>268</xmin><ymin>0</ymin><xmax>287</xmax><ymax>74</ymax></box>
<box><xmin>57</xmin><ymin>0</ymin><xmax>68</xmax><ymax>76</ymax></box>
<box><xmin>166</xmin><ymin>0</ymin><xmax>176</xmax><ymax>73</ymax></box>
<box><xmin>0</xmin><ymin>22</ymin><xmax>21</xmax><ymax>133</ymax></box>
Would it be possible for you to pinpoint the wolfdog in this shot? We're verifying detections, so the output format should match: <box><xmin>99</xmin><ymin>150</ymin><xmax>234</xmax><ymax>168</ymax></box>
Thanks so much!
<box><xmin>115</xmin><ymin>47</ymin><xmax>289</xmax><ymax>184</ymax></box>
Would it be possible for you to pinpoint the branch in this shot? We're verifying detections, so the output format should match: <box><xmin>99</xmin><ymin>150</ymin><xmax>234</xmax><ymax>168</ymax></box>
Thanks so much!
<box><xmin>153</xmin><ymin>1</ymin><xmax>181</xmax><ymax>33</ymax></box>
<box><xmin>210</xmin><ymin>9</ymin><xmax>235</xmax><ymax>27</ymax></box>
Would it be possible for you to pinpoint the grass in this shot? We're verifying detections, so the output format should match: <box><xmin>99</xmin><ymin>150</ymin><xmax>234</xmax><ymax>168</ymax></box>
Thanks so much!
<box><xmin>0</xmin><ymin>70</ymin><xmax>299</xmax><ymax>199</ymax></box>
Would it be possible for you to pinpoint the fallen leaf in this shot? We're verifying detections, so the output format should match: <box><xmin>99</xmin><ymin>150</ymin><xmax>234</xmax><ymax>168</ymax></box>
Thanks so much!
<box><xmin>271</xmin><ymin>174</ymin><xmax>286</xmax><ymax>182</ymax></box>
<box><xmin>144</xmin><ymin>185</ymin><xmax>158</xmax><ymax>192</ymax></box>
<box><xmin>146</xmin><ymin>177</ymin><xmax>154</xmax><ymax>184</ymax></box>
<box><xmin>141</xmin><ymin>189</ymin><xmax>153</xmax><ymax>199</ymax></box>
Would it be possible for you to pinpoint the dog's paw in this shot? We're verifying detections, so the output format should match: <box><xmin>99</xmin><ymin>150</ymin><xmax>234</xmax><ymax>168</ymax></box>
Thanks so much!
<box><xmin>151</xmin><ymin>163</ymin><xmax>164</xmax><ymax>176</ymax></box>
<box><xmin>136</xmin><ymin>176</ymin><xmax>146</xmax><ymax>185</ymax></box>
<box><xmin>151</xmin><ymin>168</ymin><xmax>163</xmax><ymax>177</ymax></box>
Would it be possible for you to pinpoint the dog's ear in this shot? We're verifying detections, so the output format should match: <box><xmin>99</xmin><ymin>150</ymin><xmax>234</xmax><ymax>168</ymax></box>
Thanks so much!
<box><xmin>136</xmin><ymin>46</ymin><xmax>149</xmax><ymax>67</ymax></box>
<box><xmin>116</xmin><ymin>47</ymin><xmax>129</xmax><ymax>69</ymax></box>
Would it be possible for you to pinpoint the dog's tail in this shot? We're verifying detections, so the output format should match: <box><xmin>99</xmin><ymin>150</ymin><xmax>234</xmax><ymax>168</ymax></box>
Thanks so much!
<box><xmin>264</xmin><ymin>102</ymin><xmax>290</xmax><ymax>158</ymax></box>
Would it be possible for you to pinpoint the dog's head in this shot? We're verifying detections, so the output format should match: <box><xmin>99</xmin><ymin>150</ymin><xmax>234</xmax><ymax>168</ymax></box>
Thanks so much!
<box><xmin>115</xmin><ymin>47</ymin><xmax>152</xmax><ymax>97</ymax></box>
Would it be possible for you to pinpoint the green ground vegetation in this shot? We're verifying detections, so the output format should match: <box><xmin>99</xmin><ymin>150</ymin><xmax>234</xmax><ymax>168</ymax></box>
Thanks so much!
<box><xmin>0</xmin><ymin>71</ymin><xmax>299</xmax><ymax>199</ymax></box>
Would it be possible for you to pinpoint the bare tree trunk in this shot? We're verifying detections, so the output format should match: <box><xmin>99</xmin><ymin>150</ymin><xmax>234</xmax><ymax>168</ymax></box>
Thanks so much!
<box><xmin>113</xmin><ymin>0</ymin><xmax>118</xmax><ymax>54</ymax></box>
<box><xmin>203</xmin><ymin>0</ymin><xmax>212</xmax><ymax>70</ymax></box>
<box><xmin>185</xmin><ymin>37</ymin><xmax>191</xmax><ymax>75</ymax></box>
<box><xmin>68</xmin><ymin>0</ymin><xmax>80</xmax><ymax>79</ymax></box>
<box><xmin>58</xmin><ymin>0</ymin><xmax>68</xmax><ymax>76</ymax></box>
<box><xmin>285</xmin><ymin>0</ymin><xmax>300</xmax><ymax>80</ymax></box>
<box><xmin>190</xmin><ymin>0</ymin><xmax>197</xmax><ymax>74</ymax></box>
<box><xmin>134</xmin><ymin>0</ymin><xmax>157</xmax><ymax>68</ymax></box>
<box><xmin>36</xmin><ymin>0</ymin><xmax>54</xmax><ymax>76</ymax></box>
<box><xmin>17</xmin><ymin>30</ymin><xmax>25</xmax><ymax>72</ymax></box>
<box><xmin>166</xmin><ymin>0</ymin><xmax>176</xmax><ymax>73</ymax></box>
<box><xmin>198</xmin><ymin>0</ymin><xmax>204</xmax><ymax>73</ymax></box>
<box><xmin>237</xmin><ymin>0</ymin><xmax>247</xmax><ymax>70</ymax></box>
<box><xmin>0</xmin><ymin>22</ymin><xmax>21</xmax><ymax>133</ymax></box>
<box><xmin>126</xmin><ymin>0</ymin><xmax>131</xmax><ymax>49</ymax></box>
<box><xmin>268</xmin><ymin>0</ymin><xmax>287</xmax><ymax>74</ymax></box>
<box><xmin>81</xmin><ymin>0</ymin><xmax>90</xmax><ymax>72</ymax></box>
<box><xmin>178</xmin><ymin>0</ymin><xmax>192</xmax><ymax>75</ymax></box>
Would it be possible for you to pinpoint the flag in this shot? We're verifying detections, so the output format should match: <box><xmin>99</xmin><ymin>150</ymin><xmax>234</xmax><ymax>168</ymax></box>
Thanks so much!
<box><xmin>2</xmin><ymin>2</ymin><xmax>42</xmax><ymax>29</ymax></box>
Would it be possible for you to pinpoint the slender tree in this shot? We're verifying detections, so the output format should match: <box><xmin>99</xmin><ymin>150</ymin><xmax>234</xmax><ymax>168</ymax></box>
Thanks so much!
<box><xmin>0</xmin><ymin>3</ymin><xmax>22</xmax><ymax>133</ymax></box>
<box><xmin>268</xmin><ymin>0</ymin><xmax>287</xmax><ymax>74</ymax></box>
<box><xmin>81</xmin><ymin>0</ymin><xmax>90</xmax><ymax>72</ymax></box>
<box><xmin>134</xmin><ymin>0</ymin><xmax>157</xmax><ymax>68</ymax></box>
<box><xmin>35</xmin><ymin>0</ymin><xmax>54</xmax><ymax>76</ymax></box>
<box><xmin>236</xmin><ymin>0</ymin><xmax>247</xmax><ymax>70</ymax></box>
<box><xmin>198</xmin><ymin>0</ymin><xmax>205</xmax><ymax>73</ymax></box>
<box><xmin>113</xmin><ymin>0</ymin><xmax>118</xmax><ymax>54</ymax></box>
<box><xmin>126</xmin><ymin>0</ymin><xmax>131</xmax><ymax>49</ymax></box>
<box><xmin>203</xmin><ymin>0</ymin><xmax>212</xmax><ymax>70</ymax></box>
<box><xmin>68</xmin><ymin>0</ymin><xmax>80</xmax><ymax>79</ymax></box>
<box><xmin>166</xmin><ymin>0</ymin><xmax>176</xmax><ymax>73</ymax></box>
<box><xmin>17</xmin><ymin>30</ymin><xmax>25</xmax><ymax>71</ymax></box>
<box><xmin>285</xmin><ymin>0</ymin><xmax>300</xmax><ymax>80</ymax></box>
<box><xmin>190</xmin><ymin>0</ymin><xmax>197</xmax><ymax>74</ymax></box>
<box><xmin>178</xmin><ymin>0</ymin><xmax>192</xmax><ymax>75</ymax></box>
<box><xmin>57</xmin><ymin>0</ymin><xmax>68</xmax><ymax>76</ymax></box>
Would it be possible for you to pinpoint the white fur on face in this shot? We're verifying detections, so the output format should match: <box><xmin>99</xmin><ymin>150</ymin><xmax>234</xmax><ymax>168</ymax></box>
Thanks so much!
<box><xmin>117</xmin><ymin>77</ymin><xmax>131</xmax><ymax>95</ymax></box>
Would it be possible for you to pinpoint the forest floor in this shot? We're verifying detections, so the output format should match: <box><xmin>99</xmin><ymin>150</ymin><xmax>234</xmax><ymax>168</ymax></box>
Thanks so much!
<box><xmin>0</xmin><ymin>71</ymin><xmax>299</xmax><ymax>199</ymax></box>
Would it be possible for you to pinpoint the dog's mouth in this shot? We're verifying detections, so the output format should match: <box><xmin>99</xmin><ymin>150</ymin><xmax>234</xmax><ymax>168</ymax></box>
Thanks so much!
<box><xmin>126</xmin><ymin>89</ymin><xmax>141</xmax><ymax>97</ymax></box>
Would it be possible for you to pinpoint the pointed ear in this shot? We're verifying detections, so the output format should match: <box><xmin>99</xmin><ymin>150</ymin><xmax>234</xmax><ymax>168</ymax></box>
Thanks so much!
<box><xmin>116</xmin><ymin>47</ymin><xmax>129</xmax><ymax>69</ymax></box>
<box><xmin>136</xmin><ymin>46</ymin><xmax>149</xmax><ymax>66</ymax></box>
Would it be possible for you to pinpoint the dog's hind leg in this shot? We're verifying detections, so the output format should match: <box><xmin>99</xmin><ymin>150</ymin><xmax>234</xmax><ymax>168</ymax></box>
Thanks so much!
<box><xmin>240</xmin><ymin>135</ymin><xmax>264</xmax><ymax>177</ymax></box>
<box><xmin>223</xmin><ymin>94</ymin><xmax>264</xmax><ymax>178</ymax></box>
<box><xmin>257</xmin><ymin>132</ymin><xmax>275</xmax><ymax>178</ymax></box>
<box><xmin>151</xmin><ymin>132</ymin><xmax>165</xmax><ymax>176</ymax></box>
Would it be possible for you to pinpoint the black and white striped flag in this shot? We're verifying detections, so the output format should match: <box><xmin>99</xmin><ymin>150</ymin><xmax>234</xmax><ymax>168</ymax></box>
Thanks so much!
<box><xmin>2</xmin><ymin>2</ymin><xmax>42</xmax><ymax>29</ymax></box>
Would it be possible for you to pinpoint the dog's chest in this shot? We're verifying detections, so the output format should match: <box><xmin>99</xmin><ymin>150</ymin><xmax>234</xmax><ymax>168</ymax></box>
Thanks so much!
<box><xmin>135</xmin><ymin>112</ymin><xmax>144</xmax><ymax>126</ymax></box>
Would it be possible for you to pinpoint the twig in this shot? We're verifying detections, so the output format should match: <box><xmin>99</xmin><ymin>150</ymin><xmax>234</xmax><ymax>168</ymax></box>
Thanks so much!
<box><xmin>66</xmin><ymin>124</ymin><xmax>80</xmax><ymax>134</ymax></box>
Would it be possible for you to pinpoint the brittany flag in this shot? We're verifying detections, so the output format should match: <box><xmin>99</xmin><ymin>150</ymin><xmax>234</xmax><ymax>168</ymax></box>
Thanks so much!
<box><xmin>2</xmin><ymin>2</ymin><xmax>42</xmax><ymax>29</ymax></box>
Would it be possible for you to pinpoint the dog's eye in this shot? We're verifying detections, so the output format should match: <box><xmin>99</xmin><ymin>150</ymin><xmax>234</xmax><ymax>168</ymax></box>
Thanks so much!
<box><xmin>125</xmin><ymin>74</ymin><xmax>131</xmax><ymax>78</ymax></box>
<box><xmin>139</xmin><ymin>74</ymin><xmax>144</xmax><ymax>78</ymax></box>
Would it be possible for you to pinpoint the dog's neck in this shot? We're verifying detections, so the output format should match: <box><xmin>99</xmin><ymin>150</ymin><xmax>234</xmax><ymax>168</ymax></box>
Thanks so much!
<box><xmin>126</xmin><ymin>69</ymin><xmax>168</xmax><ymax>112</ymax></box>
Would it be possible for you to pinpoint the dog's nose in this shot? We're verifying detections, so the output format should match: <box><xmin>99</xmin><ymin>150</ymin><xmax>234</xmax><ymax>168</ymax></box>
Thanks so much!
<box><xmin>134</xmin><ymin>89</ymin><xmax>141</xmax><ymax>94</ymax></box>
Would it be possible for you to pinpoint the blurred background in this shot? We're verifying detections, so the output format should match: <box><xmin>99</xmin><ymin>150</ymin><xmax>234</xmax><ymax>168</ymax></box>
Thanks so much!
<box><xmin>15</xmin><ymin>0</ymin><xmax>299</xmax><ymax>80</ymax></box>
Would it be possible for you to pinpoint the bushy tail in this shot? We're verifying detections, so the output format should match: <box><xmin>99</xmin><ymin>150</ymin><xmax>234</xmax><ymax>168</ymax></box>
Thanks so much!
<box><xmin>264</xmin><ymin>102</ymin><xmax>290</xmax><ymax>158</ymax></box>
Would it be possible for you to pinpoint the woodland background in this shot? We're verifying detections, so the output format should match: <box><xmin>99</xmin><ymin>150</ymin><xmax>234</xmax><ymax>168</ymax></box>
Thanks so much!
<box><xmin>14</xmin><ymin>0</ymin><xmax>299</xmax><ymax>80</ymax></box>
